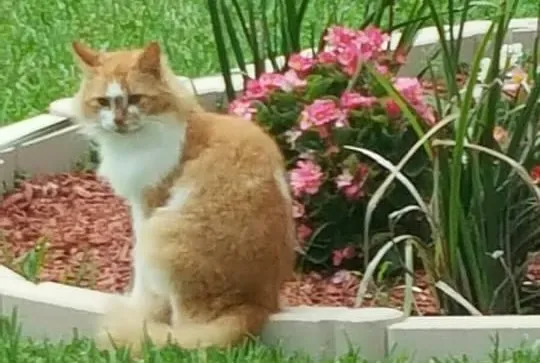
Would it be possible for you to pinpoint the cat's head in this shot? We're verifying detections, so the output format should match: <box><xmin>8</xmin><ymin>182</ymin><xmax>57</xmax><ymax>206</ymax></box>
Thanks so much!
<box><xmin>71</xmin><ymin>41</ymin><xmax>182</xmax><ymax>137</ymax></box>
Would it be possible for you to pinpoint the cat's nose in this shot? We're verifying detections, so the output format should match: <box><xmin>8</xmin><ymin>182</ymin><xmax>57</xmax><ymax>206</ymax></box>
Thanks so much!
<box><xmin>114</xmin><ymin>116</ymin><xmax>125</xmax><ymax>127</ymax></box>
<box><xmin>114</xmin><ymin>109</ymin><xmax>126</xmax><ymax>126</ymax></box>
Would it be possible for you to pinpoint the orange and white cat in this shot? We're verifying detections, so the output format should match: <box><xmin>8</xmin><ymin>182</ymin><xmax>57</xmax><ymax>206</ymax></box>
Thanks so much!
<box><xmin>70</xmin><ymin>41</ymin><xmax>296</xmax><ymax>353</ymax></box>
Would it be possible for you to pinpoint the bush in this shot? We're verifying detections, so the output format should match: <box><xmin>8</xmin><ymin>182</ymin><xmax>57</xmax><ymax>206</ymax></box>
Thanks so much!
<box><xmin>228</xmin><ymin>25</ymin><xmax>436</xmax><ymax>271</ymax></box>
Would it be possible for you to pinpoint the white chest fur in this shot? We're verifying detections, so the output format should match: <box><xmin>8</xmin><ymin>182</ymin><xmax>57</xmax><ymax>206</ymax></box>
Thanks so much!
<box><xmin>96</xmin><ymin>121</ymin><xmax>185</xmax><ymax>201</ymax></box>
<box><xmin>94</xmin><ymin>120</ymin><xmax>185</xmax><ymax>299</ymax></box>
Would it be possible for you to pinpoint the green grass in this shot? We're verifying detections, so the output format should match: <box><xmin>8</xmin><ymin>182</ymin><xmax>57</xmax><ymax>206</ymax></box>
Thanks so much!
<box><xmin>1</xmin><ymin>314</ymin><xmax>540</xmax><ymax>363</ymax></box>
<box><xmin>1</xmin><ymin>0</ymin><xmax>538</xmax><ymax>125</ymax></box>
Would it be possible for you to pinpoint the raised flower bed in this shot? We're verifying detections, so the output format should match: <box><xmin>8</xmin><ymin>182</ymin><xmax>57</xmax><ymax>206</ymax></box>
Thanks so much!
<box><xmin>1</xmin><ymin>25</ymin><xmax>448</xmax><ymax>315</ymax></box>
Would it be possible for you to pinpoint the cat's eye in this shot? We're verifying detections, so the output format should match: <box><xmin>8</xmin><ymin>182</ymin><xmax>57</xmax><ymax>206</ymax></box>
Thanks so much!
<box><xmin>127</xmin><ymin>94</ymin><xmax>143</xmax><ymax>105</ymax></box>
<box><xmin>96</xmin><ymin>97</ymin><xmax>110</xmax><ymax>107</ymax></box>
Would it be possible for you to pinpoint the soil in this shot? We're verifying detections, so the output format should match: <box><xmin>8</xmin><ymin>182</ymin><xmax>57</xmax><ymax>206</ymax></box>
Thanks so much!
<box><xmin>0</xmin><ymin>172</ymin><xmax>538</xmax><ymax>316</ymax></box>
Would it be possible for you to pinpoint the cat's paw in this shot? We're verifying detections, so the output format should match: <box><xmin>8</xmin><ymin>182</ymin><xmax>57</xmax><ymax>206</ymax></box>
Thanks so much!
<box><xmin>95</xmin><ymin>298</ymin><xmax>147</xmax><ymax>356</ymax></box>
<box><xmin>95</xmin><ymin>326</ymin><xmax>120</xmax><ymax>352</ymax></box>
<box><xmin>95</xmin><ymin>320</ymin><xmax>147</xmax><ymax>357</ymax></box>
<box><xmin>169</xmin><ymin>324</ymin><xmax>219</xmax><ymax>350</ymax></box>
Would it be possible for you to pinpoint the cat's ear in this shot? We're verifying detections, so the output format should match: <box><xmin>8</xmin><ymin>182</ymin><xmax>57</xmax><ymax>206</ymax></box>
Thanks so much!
<box><xmin>136</xmin><ymin>41</ymin><xmax>161</xmax><ymax>77</ymax></box>
<box><xmin>72</xmin><ymin>41</ymin><xmax>101</xmax><ymax>70</ymax></box>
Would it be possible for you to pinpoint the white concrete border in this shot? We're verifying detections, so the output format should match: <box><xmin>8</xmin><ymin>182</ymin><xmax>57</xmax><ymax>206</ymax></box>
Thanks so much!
<box><xmin>1</xmin><ymin>265</ymin><xmax>539</xmax><ymax>362</ymax></box>
<box><xmin>388</xmin><ymin>316</ymin><xmax>540</xmax><ymax>362</ymax></box>
<box><xmin>0</xmin><ymin>18</ymin><xmax>539</xmax><ymax>362</ymax></box>
<box><xmin>0</xmin><ymin>266</ymin><xmax>403</xmax><ymax>361</ymax></box>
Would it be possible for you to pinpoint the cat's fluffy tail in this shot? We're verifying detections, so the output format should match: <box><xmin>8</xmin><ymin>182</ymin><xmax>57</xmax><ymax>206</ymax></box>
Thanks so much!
<box><xmin>96</xmin><ymin>301</ymin><xmax>270</xmax><ymax>355</ymax></box>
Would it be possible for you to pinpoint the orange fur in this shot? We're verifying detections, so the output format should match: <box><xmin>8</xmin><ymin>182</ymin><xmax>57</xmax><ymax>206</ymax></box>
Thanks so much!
<box><xmin>71</xmin><ymin>41</ymin><xmax>296</xmax><ymax>355</ymax></box>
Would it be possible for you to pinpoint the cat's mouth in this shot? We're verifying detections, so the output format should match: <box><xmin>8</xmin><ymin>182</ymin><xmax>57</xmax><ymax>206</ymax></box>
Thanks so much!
<box><xmin>106</xmin><ymin>122</ymin><xmax>144</xmax><ymax>135</ymax></box>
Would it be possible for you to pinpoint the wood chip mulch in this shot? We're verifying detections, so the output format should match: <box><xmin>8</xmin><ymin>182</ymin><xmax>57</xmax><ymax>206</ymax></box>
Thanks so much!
<box><xmin>0</xmin><ymin>172</ymin><xmax>538</xmax><ymax>316</ymax></box>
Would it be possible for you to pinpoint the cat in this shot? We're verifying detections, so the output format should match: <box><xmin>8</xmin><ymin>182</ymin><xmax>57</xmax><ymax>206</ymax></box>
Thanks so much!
<box><xmin>70</xmin><ymin>40</ymin><xmax>296</xmax><ymax>354</ymax></box>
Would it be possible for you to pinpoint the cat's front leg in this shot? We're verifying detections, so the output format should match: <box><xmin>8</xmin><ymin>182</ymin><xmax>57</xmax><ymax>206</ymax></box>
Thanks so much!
<box><xmin>129</xmin><ymin>246</ymin><xmax>172</xmax><ymax>323</ymax></box>
<box><xmin>95</xmin><ymin>295</ymin><xmax>170</xmax><ymax>357</ymax></box>
<box><xmin>96</xmin><ymin>270</ymin><xmax>171</xmax><ymax>355</ymax></box>
<box><xmin>130</xmin><ymin>284</ymin><xmax>171</xmax><ymax>324</ymax></box>
<box><xmin>129</xmin><ymin>205</ymin><xmax>172</xmax><ymax>323</ymax></box>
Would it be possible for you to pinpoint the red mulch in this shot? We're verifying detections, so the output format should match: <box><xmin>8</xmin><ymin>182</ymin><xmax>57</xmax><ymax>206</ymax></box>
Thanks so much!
<box><xmin>0</xmin><ymin>172</ymin><xmax>538</xmax><ymax>316</ymax></box>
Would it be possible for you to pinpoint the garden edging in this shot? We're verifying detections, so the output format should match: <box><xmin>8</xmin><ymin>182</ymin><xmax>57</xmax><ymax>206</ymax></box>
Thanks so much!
<box><xmin>1</xmin><ymin>265</ymin><xmax>539</xmax><ymax>362</ymax></box>
<box><xmin>1</xmin><ymin>17</ymin><xmax>539</xmax><ymax>363</ymax></box>
<box><xmin>0</xmin><ymin>266</ymin><xmax>402</xmax><ymax>361</ymax></box>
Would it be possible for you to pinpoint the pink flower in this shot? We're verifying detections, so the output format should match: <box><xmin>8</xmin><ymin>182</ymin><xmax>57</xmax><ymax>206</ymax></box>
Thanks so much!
<box><xmin>289</xmin><ymin>160</ymin><xmax>324</xmax><ymax>197</ymax></box>
<box><xmin>244</xmin><ymin>71</ymin><xmax>306</xmax><ymax>100</ymax></box>
<box><xmin>317</xmin><ymin>51</ymin><xmax>337</xmax><ymax>64</ymax></box>
<box><xmin>324</xmin><ymin>25</ymin><xmax>390</xmax><ymax>75</ymax></box>
<box><xmin>362</xmin><ymin>25</ymin><xmax>389</xmax><ymax>51</ymax></box>
<box><xmin>292</xmin><ymin>200</ymin><xmax>305</xmax><ymax>219</ymax></box>
<box><xmin>384</xmin><ymin>99</ymin><xmax>401</xmax><ymax>118</ymax></box>
<box><xmin>228</xmin><ymin>98</ymin><xmax>256</xmax><ymax>121</ymax></box>
<box><xmin>259</xmin><ymin>73</ymin><xmax>288</xmax><ymax>91</ymax></box>
<box><xmin>297</xmin><ymin>224</ymin><xmax>313</xmax><ymax>243</ymax></box>
<box><xmin>352</xmin><ymin>32</ymin><xmax>378</xmax><ymax>61</ymax></box>
<box><xmin>419</xmin><ymin>106</ymin><xmax>436</xmax><ymax>126</ymax></box>
<box><xmin>340</xmin><ymin>91</ymin><xmax>377</xmax><ymax>109</ymax></box>
<box><xmin>375</xmin><ymin>63</ymin><xmax>389</xmax><ymax>74</ymax></box>
<box><xmin>288</xmin><ymin>53</ymin><xmax>314</xmax><ymax>73</ymax></box>
<box><xmin>283</xmin><ymin>69</ymin><xmax>307</xmax><ymax>91</ymax></box>
<box><xmin>300</xmin><ymin>99</ymin><xmax>345</xmax><ymax>135</ymax></box>
<box><xmin>358</xmin><ymin>28</ymin><xmax>389</xmax><ymax>61</ymax></box>
<box><xmin>337</xmin><ymin>45</ymin><xmax>359</xmax><ymax>75</ymax></box>
<box><xmin>245</xmin><ymin>79</ymin><xmax>267</xmax><ymax>100</ymax></box>
<box><xmin>393</xmin><ymin>77</ymin><xmax>436</xmax><ymax>125</ymax></box>
<box><xmin>335</xmin><ymin>164</ymin><xmax>369</xmax><ymax>200</ymax></box>
<box><xmin>332</xmin><ymin>246</ymin><xmax>356</xmax><ymax>267</ymax></box>
<box><xmin>325</xmin><ymin>26</ymin><xmax>358</xmax><ymax>49</ymax></box>
<box><xmin>394</xmin><ymin>77</ymin><xmax>424</xmax><ymax>103</ymax></box>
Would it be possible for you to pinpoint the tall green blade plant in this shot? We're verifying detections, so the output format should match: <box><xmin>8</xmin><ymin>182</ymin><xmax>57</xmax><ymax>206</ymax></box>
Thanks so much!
<box><xmin>356</xmin><ymin>0</ymin><xmax>540</xmax><ymax>315</ymax></box>
<box><xmin>206</xmin><ymin>0</ymin><xmax>436</xmax><ymax>104</ymax></box>
<box><xmin>206</xmin><ymin>0</ymin><xmax>313</xmax><ymax>102</ymax></box>
<box><xmin>431</xmin><ymin>0</ymin><xmax>540</xmax><ymax>314</ymax></box>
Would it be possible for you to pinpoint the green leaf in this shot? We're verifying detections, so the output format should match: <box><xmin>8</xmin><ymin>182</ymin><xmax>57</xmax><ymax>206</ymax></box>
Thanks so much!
<box><xmin>219</xmin><ymin>0</ymin><xmax>247</xmax><ymax>75</ymax></box>
<box><xmin>260</xmin><ymin>0</ymin><xmax>279</xmax><ymax>71</ymax></box>
<box><xmin>332</xmin><ymin>127</ymin><xmax>358</xmax><ymax>147</ymax></box>
<box><xmin>229</xmin><ymin>0</ymin><xmax>255</xmax><ymax>52</ymax></box>
<box><xmin>365</xmin><ymin>63</ymin><xmax>432</xmax><ymax>160</ymax></box>
<box><xmin>296</xmin><ymin>130</ymin><xmax>325</xmax><ymax>152</ymax></box>
<box><xmin>245</xmin><ymin>0</ymin><xmax>264</xmax><ymax>76</ymax></box>
<box><xmin>206</xmin><ymin>0</ymin><xmax>235</xmax><ymax>101</ymax></box>
<box><xmin>304</xmin><ymin>78</ymin><xmax>336</xmax><ymax>101</ymax></box>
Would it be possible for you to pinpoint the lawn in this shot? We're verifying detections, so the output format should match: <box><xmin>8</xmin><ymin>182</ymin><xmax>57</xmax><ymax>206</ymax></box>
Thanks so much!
<box><xmin>1</xmin><ymin>0</ymin><xmax>538</xmax><ymax>125</ymax></box>
<box><xmin>1</xmin><ymin>315</ymin><xmax>540</xmax><ymax>363</ymax></box>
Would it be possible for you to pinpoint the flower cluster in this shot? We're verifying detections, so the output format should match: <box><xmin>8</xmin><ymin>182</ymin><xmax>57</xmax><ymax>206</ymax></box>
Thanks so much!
<box><xmin>321</xmin><ymin>25</ymin><xmax>389</xmax><ymax>75</ymax></box>
<box><xmin>228</xmin><ymin>25</ymin><xmax>436</xmax><ymax>270</ymax></box>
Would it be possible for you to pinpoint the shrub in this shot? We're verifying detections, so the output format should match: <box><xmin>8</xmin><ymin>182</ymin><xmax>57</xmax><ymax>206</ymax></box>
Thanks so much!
<box><xmin>227</xmin><ymin>25</ymin><xmax>436</xmax><ymax>271</ymax></box>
